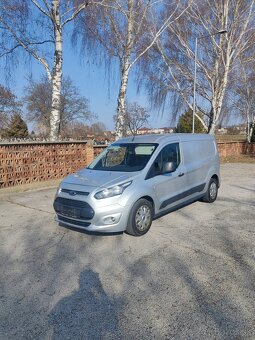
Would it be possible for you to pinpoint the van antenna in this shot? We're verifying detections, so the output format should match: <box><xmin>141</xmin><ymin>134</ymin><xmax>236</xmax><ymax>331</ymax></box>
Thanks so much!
<box><xmin>132</xmin><ymin>134</ymin><xmax>136</xmax><ymax>142</ymax></box>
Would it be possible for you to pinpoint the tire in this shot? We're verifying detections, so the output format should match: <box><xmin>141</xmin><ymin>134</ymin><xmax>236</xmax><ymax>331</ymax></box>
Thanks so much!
<box><xmin>126</xmin><ymin>199</ymin><xmax>153</xmax><ymax>236</ymax></box>
<box><xmin>202</xmin><ymin>178</ymin><xmax>218</xmax><ymax>203</ymax></box>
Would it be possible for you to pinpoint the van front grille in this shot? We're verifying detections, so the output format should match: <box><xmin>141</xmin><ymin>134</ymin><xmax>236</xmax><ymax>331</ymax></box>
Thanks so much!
<box><xmin>61</xmin><ymin>188</ymin><xmax>89</xmax><ymax>196</ymax></box>
<box><xmin>53</xmin><ymin>197</ymin><xmax>94</xmax><ymax>220</ymax></box>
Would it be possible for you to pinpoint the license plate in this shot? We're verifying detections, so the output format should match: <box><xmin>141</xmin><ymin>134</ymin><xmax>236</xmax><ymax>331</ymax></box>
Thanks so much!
<box><xmin>61</xmin><ymin>205</ymin><xmax>80</xmax><ymax>218</ymax></box>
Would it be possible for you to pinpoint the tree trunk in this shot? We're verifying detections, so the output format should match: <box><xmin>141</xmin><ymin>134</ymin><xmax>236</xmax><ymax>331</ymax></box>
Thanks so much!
<box><xmin>208</xmin><ymin>121</ymin><xmax>216</xmax><ymax>135</ymax></box>
<box><xmin>248</xmin><ymin>121</ymin><xmax>254</xmax><ymax>143</ymax></box>
<box><xmin>208</xmin><ymin>55</ymin><xmax>230</xmax><ymax>135</ymax></box>
<box><xmin>115</xmin><ymin>63</ymin><xmax>130</xmax><ymax>139</ymax></box>
<box><xmin>50</xmin><ymin>0</ymin><xmax>62</xmax><ymax>141</ymax></box>
<box><xmin>115</xmin><ymin>0</ymin><xmax>133</xmax><ymax>139</ymax></box>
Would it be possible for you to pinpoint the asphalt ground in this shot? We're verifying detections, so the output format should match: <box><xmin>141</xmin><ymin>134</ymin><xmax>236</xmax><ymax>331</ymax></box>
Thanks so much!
<box><xmin>0</xmin><ymin>163</ymin><xmax>255</xmax><ymax>340</ymax></box>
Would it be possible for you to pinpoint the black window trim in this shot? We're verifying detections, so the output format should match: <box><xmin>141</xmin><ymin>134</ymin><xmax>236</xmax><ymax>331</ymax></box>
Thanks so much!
<box><xmin>145</xmin><ymin>142</ymin><xmax>181</xmax><ymax>180</ymax></box>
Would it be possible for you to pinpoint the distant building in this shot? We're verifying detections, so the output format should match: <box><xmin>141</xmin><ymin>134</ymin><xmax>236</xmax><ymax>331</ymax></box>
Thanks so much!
<box><xmin>137</xmin><ymin>127</ymin><xmax>151</xmax><ymax>134</ymax></box>
<box><xmin>217</xmin><ymin>127</ymin><xmax>228</xmax><ymax>135</ymax></box>
<box><xmin>136</xmin><ymin>127</ymin><xmax>174</xmax><ymax>135</ymax></box>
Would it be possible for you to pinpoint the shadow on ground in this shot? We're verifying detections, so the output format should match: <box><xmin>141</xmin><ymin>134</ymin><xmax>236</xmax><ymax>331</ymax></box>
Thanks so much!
<box><xmin>1</xmin><ymin>163</ymin><xmax>255</xmax><ymax>339</ymax></box>
<box><xmin>48</xmin><ymin>269</ymin><xmax>120</xmax><ymax>339</ymax></box>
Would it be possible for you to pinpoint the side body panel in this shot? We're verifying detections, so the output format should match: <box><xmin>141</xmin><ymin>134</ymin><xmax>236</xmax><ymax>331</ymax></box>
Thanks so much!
<box><xmin>182</xmin><ymin>139</ymin><xmax>220</xmax><ymax>196</ymax></box>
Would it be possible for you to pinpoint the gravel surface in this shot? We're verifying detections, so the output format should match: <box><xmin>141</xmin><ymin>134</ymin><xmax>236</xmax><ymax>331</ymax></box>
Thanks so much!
<box><xmin>0</xmin><ymin>163</ymin><xmax>255</xmax><ymax>340</ymax></box>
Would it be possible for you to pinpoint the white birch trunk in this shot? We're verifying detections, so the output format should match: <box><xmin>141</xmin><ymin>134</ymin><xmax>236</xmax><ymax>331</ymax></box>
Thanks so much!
<box><xmin>208</xmin><ymin>42</ymin><xmax>231</xmax><ymax>134</ymax></box>
<box><xmin>247</xmin><ymin>125</ymin><xmax>251</xmax><ymax>143</ymax></box>
<box><xmin>115</xmin><ymin>0</ymin><xmax>133</xmax><ymax>139</ymax></box>
<box><xmin>209</xmin><ymin>78</ymin><xmax>229</xmax><ymax>135</ymax></box>
<box><xmin>50</xmin><ymin>0</ymin><xmax>62</xmax><ymax>141</ymax></box>
<box><xmin>208</xmin><ymin>121</ymin><xmax>216</xmax><ymax>135</ymax></box>
<box><xmin>116</xmin><ymin>63</ymin><xmax>130</xmax><ymax>139</ymax></box>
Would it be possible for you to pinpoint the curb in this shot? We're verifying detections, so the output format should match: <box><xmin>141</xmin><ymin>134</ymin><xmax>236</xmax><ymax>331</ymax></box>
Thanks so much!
<box><xmin>0</xmin><ymin>179</ymin><xmax>61</xmax><ymax>197</ymax></box>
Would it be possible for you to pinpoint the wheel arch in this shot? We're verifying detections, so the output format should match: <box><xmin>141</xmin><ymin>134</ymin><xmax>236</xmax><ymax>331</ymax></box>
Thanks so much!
<box><xmin>126</xmin><ymin>195</ymin><xmax>155</xmax><ymax>236</ymax></box>
<box><xmin>138</xmin><ymin>195</ymin><xmax>155</xmax><ymax>216</ymax></box>
<box><xmin>211</xmin><ymin>174</ymin><xmax>220</xmax><ymax>188</ymax></box>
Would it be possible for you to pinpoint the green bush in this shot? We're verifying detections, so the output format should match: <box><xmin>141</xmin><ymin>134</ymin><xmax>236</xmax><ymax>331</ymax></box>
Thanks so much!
<box><xmin>3</xmin><ymin>113</ymin><xmax>28</xmax><ymax>138</ymax></box>
<box><xmin>176</xmin><ymin>109</ymin><xmax>205</xmax><ymax>133</ymax></box>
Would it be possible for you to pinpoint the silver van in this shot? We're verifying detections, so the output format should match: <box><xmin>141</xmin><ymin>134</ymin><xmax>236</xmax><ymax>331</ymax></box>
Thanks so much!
<box><xmin>53</xmin><ymin>134</ymin><xmax>220</xmax><ymax>236</ymax></box>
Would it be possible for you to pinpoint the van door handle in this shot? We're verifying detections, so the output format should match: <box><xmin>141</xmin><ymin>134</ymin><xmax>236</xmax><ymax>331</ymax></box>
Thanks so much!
<box><xmin>178</xmin><ymin>172</ymin><xmax>184</xmax><ymax>177</ymax></box>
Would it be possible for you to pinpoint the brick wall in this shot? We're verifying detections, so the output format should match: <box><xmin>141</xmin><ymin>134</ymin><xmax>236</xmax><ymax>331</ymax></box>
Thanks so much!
<box><xmin>217</xmin><ymin>141</ymin><xmax>255</xmax><ymax>158</ymax></box>
<box><xmin>93</xmin><ymin>145</ymin><xmax>107</xmax><ymax>158</ymax></box>
<box><xmin>0</xmin><ymin>141</ymin><xmax>94</xmax><ymax>189</ymax></box>
<box><xmin>0</xmin><ymin>141</ymin><xmax>254</xmax><ymax>189</ymax></box>
<box><xmin>246</xmin><ymin>142</ymin><xmax>255</xmax><ymax>155</ymax></box>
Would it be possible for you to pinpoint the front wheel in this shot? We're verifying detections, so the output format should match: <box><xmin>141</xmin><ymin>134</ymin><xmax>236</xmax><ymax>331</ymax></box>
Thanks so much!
<box><xmin>202</xmin><ymin>178</ymin><xmax>218</xmax><ymax>203</ymax></box>
<box><xmin>126</xmin><ymin>199</ymin><xmax>153</xmax><ymax>236</ymax></box>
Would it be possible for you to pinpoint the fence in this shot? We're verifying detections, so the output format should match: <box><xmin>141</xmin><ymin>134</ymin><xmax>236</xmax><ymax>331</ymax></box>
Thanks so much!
<box><xmin>217</xmin><ymin>141</ymin><xmax>255</xmax><ymax>158</ymax></box>
<box><xmin>0</xmin><ymin>141</ymin><xmax>254</xmax><ymax>189</ymax></box>
<box><xmin>0</xmin><ymin>141</ymin><xmax>94</xmax><ymax>189</ymax></box>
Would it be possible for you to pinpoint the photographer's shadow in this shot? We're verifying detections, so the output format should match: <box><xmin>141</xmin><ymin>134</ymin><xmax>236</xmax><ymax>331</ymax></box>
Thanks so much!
<box><xmin>49</xmin><ymin>269</ymin><xmax>119</xmax><ymax>339</ymax></box>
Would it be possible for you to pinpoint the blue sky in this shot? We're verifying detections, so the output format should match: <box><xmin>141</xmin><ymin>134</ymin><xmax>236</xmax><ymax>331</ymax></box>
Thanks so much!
<box><xmin>0</xmin><ymin>39</ymin><xmax>171</xmax><ymax>131</ymax></box>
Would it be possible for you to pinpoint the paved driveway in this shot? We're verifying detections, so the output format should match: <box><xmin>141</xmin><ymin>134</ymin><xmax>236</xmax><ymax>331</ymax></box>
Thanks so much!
<box><xmin>0</xmin><ymin>163</ymin><xmax>255</xmax><ymax>339</ymax></box>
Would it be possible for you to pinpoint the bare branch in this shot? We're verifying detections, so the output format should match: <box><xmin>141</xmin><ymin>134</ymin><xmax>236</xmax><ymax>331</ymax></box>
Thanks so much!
<box><xmin>0</xmin><ymin>18</ymin><xmax>52</xmax><ymax>81</ymax></box>
<box><xmin>61</xmin><ymin>2</ymin><xmax>88</xmax><ymax>28</ymax></box>
<box><xmin>31</xmin><ymin>0</ymin><xmax>51</xmax><ymax>18</ymax></box>
<box><xmin>130</xmin><ymin>1</ymin><xmax>192</xmax><ymax>69</ymax></box>
<box><xmin>0</xmin><ymin>40</ymin><xmax>54</xmax><ymax>58</ymax></box>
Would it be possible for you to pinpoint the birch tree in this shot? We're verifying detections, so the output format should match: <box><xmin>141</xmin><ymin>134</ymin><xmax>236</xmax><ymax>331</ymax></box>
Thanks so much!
<box><xmin>141</xmin><ymin>0</ymin><xmax>255</xmax><ymax>133</ymax></box>
<box><xmin>74</xmin><ymin>0</ymin><xmax>191</xmax><ymax>138</ymax></box>
<box><xmin>0</xmin><ymin>0</ymin><xmax>89</xmax><ymax>140</ymax></box>
<box><xmin>232</xmin><ymin>58</ymin><xmax>255</xmax><ymax>142</ymax></box>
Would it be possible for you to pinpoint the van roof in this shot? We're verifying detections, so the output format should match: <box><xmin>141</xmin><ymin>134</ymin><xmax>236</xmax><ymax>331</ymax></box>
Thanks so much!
<box><xmin>115</xmin><ymin>133</ymin><xmax>215</xmax><ymax>144</ymax></box>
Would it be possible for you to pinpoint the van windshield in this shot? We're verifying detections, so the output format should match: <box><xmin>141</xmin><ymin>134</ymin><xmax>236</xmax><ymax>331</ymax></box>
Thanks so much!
<box><xmin>88</xmin><ymin>143</ymin><xmax>158</xmax><ymax>172</ymax></box>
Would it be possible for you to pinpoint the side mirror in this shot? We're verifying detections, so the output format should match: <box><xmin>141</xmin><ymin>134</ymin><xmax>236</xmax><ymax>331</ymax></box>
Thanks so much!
<box><xmin>162</xmin><ymin>161</ymin><xmax>177</xmax><ymax>174</ymax></box>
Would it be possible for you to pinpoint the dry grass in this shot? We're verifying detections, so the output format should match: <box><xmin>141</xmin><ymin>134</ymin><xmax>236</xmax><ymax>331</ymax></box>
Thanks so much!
<box><xmin>220</xmin><ymin>154</ymin><xmax>255</xmax><ymax>163</ymax></box>
<box><xmin>216</xmin><ymin>134</ymin><xmax>246</xmax><ymax>142</ymax></box>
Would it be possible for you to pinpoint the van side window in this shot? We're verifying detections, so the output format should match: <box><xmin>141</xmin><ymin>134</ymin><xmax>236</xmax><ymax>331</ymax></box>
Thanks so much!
<box><xmin>146</xmin><ymin>143</ymin><xmax>180</xmax><ymax>179</ymax></box>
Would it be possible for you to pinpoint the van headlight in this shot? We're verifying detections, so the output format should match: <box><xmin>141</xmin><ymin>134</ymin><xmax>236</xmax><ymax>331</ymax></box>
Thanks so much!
<box><xmin>94</xmin><ymin>181</ymin><xmax>132</xmax><ymax>200</ymax></box>
<box><xmin>55</xmin><ymin>186</ymin><xmax>62</xmax><ymax>199</ymax></box>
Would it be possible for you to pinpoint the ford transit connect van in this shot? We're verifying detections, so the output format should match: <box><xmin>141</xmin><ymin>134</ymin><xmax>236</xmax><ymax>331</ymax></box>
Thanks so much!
<box><xmin>53</xmin><ymin>134</ymin><xmax>220</xmax><ymax>236</ymax></box>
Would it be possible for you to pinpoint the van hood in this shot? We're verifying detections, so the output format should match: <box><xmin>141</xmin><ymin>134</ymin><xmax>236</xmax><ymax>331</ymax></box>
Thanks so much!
<box><xmin>63</xmin><ymin>168</ymin><xmax>138</xmax><ymax>189</ymax></box>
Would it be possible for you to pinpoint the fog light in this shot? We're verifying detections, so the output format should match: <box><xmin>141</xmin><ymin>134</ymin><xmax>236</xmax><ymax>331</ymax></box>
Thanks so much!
<box><xmin>102</xmin><ymin>213</ymin><xmax>121</xmax><ymax>225</ymax></box>
<box><xmin>104</xmin><ymin>217</ymin><xmax>116</xmax><ymax>224</ymax></box>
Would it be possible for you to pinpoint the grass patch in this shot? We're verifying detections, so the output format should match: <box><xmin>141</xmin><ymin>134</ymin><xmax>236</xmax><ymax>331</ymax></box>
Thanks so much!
<box><xmin>216</xmin><ymin>134</ymin><xmax>246</xmax><ymax>142</ymax></box>
<box><xmin>220</xmin><ymin>154</ymin><xmax>255</xmax><ymax>163</ymax></box>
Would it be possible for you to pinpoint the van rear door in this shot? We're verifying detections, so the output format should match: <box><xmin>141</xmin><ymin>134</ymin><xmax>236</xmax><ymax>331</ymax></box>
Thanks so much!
<box><xmin>182</xmin><ymin>140</ymin><xmax>214</xmax><ymax>195</ymax></box>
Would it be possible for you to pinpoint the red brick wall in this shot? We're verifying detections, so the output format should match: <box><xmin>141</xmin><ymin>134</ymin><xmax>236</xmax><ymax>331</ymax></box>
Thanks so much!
<box><xmin>0</xmin><ymin>141</ymin><xmax>94</xmax><ymax>189</ymax></box>
<box><xmin>217</xmin><ymin>141</ymin><xmax>255</xmax><ymax>158</ymax></box>
<box><xmin>246</xmin><ymin>142</ymin><xmax>255</xmax><ymax>155</ymax></box>
<box><xmin>93</xmin><ymin>145</ymin><xmax>107</xmax><ymax>158</ymax></box>
<box><xmin>0</xmin><ymin>141</ymin><xmax>254</xmax><ymax>189</ymax></box>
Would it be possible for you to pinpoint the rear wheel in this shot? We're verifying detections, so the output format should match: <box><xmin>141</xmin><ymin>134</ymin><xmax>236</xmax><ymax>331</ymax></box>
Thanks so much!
<box><xmin>202</xmin><ymin>178</ymin><xmax>218</xmax><ymax>203</ymax></box>
<box><xmin>126</xmin><ymin>199</ymin><xmax>153</xmax><ymax>236</ymax></box>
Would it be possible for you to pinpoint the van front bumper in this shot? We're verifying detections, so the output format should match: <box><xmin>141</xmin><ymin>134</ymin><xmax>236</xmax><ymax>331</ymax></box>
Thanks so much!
<box><xmin>54</xmin><ymin>201</ymin><xmax>131</xmax><ymax>233</ymax></box>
